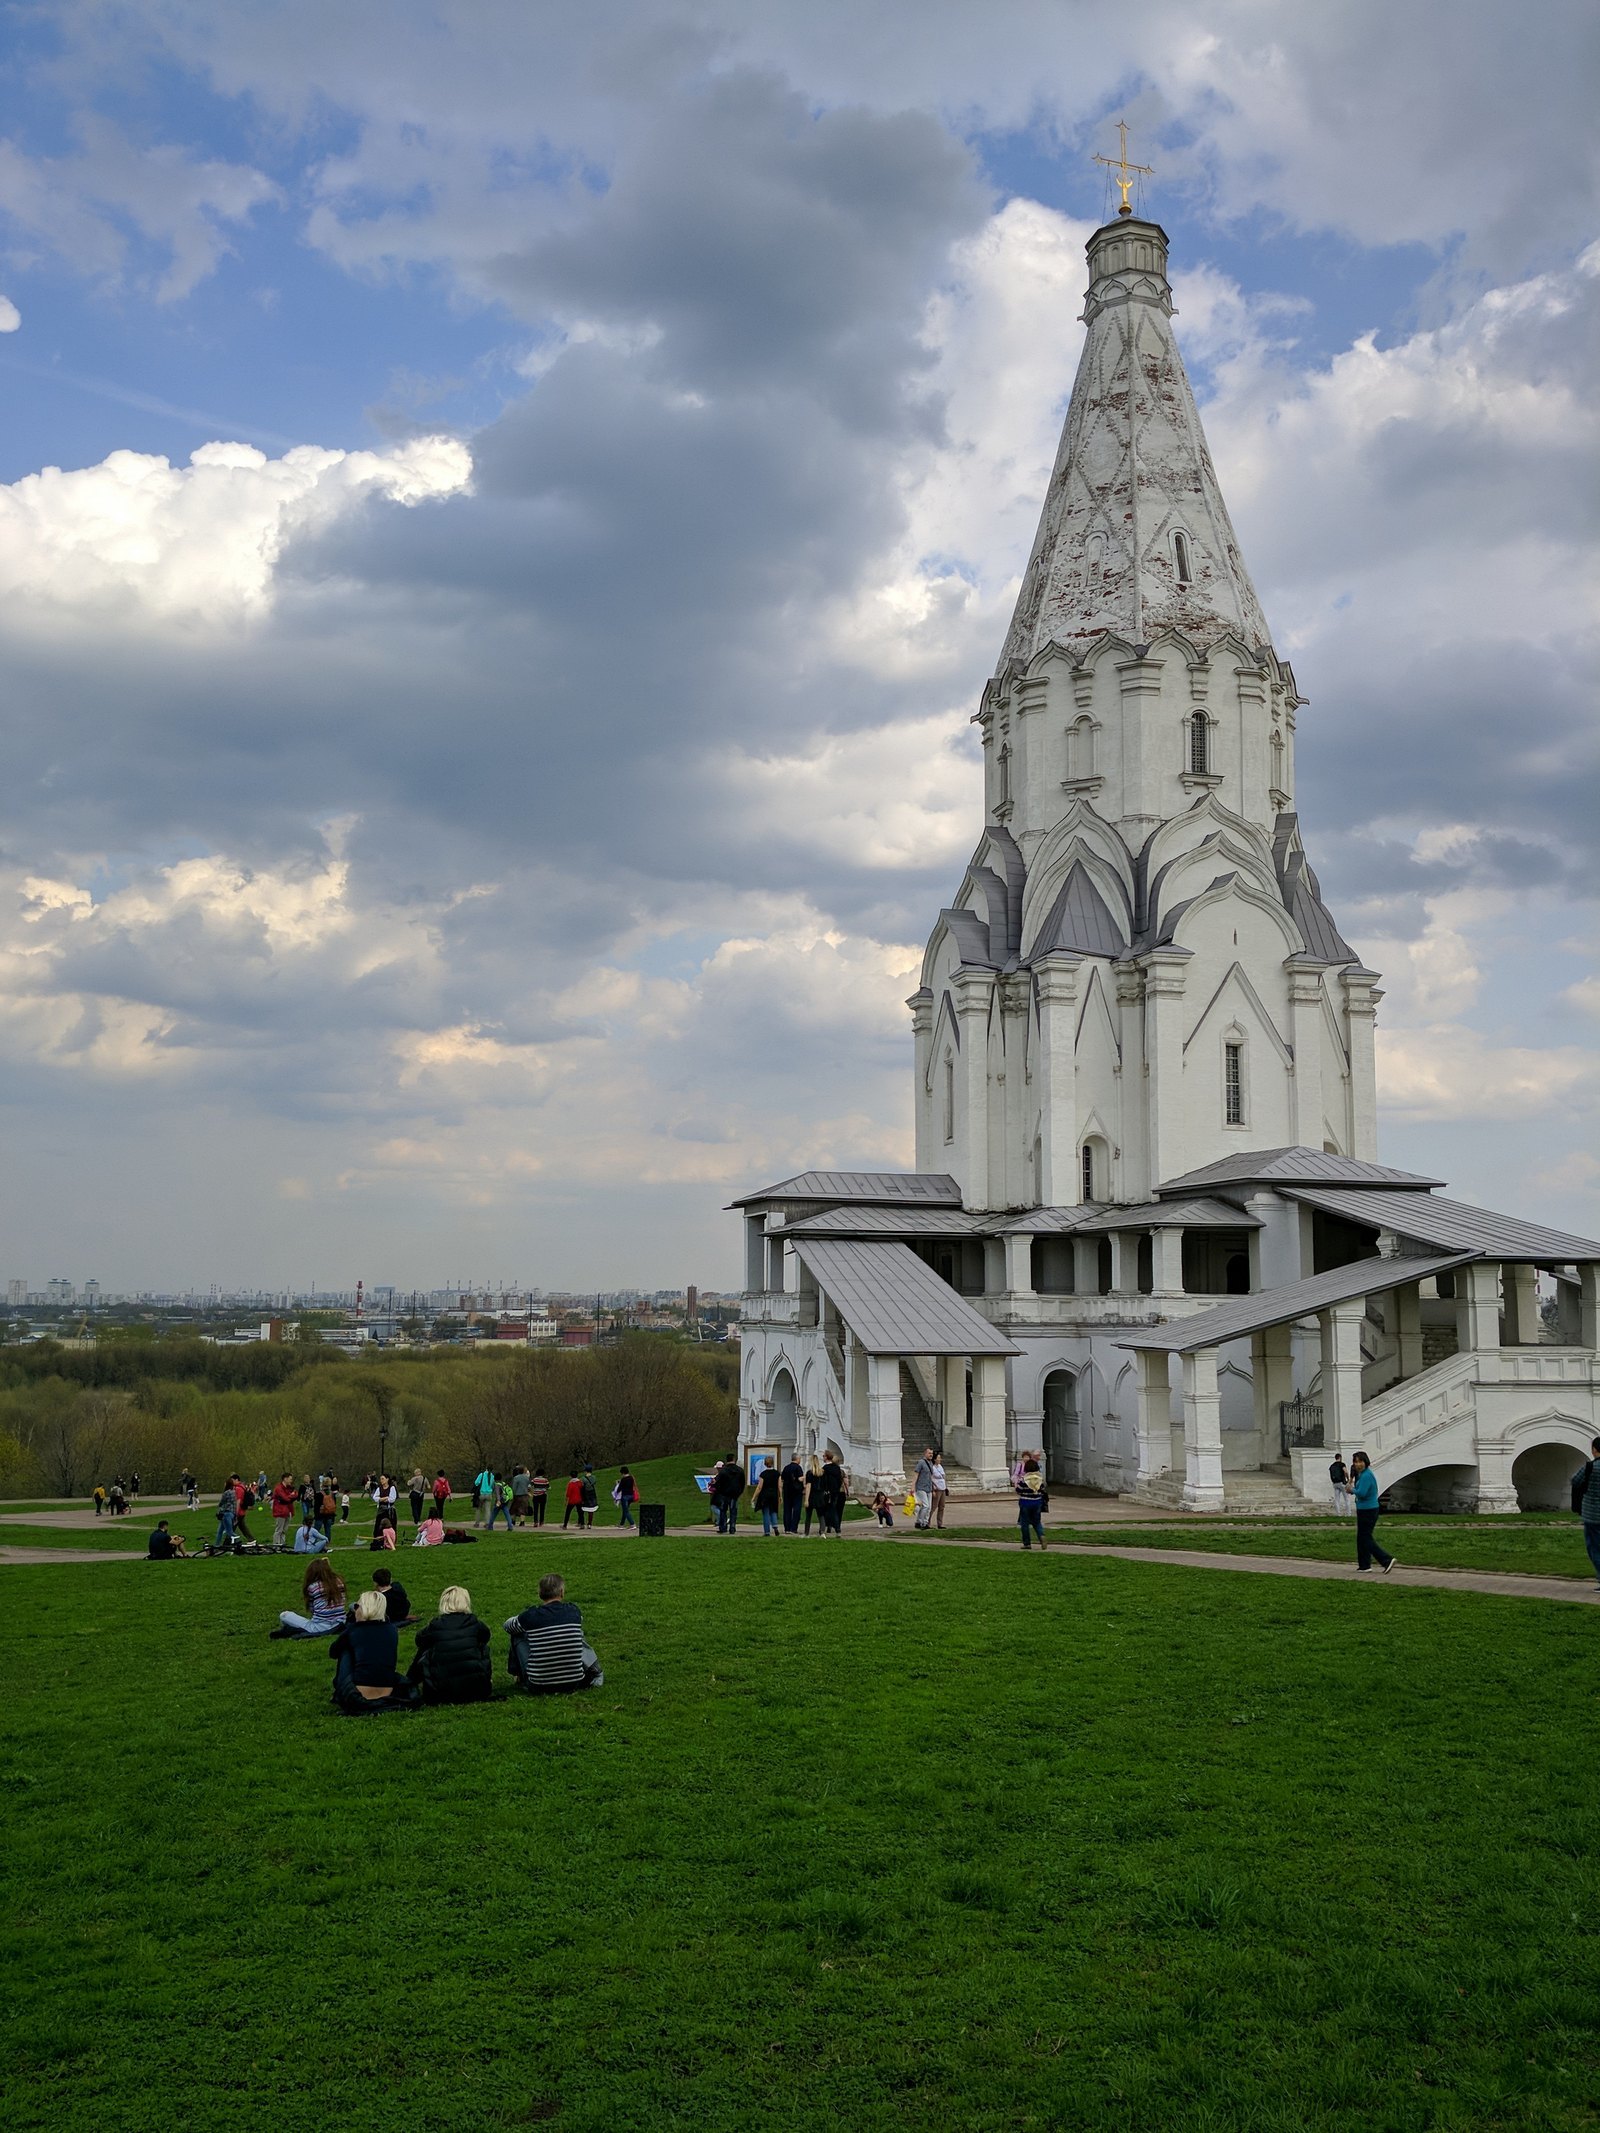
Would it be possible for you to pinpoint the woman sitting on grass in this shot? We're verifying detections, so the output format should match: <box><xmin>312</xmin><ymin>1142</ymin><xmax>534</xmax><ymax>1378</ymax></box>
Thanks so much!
<box><xmin>414</xmin><ymin>1510</ymin><xmax>445</xmax><ymax>1546</ymax></box>
<box><xmin>328</xmin><ymin>1589</ymin><xmax>417</xmax><ymax>1713</ymax></box>
<box><xmin>408</xmin><ymin>1585</ymin><xmax>494</xmax><ymax>1704</ymax></box>
<box><xmin>273</xmin><ymin>1557</ymin><xmax>348</xmax><ymax>1638</ymax></box>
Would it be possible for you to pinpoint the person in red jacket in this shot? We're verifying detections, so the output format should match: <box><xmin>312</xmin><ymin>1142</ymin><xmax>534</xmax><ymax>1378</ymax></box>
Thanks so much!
<box><xmin>562</xmin><ymin>1472</ymin><xmax>584</xmax><ymax>1529</ymax></box>
<box><xmin>270</xmin><ymin>1472</ymin><xmax>298</xmax><ymax>1552</ymax></box>
<box><xmin>431</xmin><ymin>1471</ymin><xmax>453</xmax><ymax>1516</ymax></box>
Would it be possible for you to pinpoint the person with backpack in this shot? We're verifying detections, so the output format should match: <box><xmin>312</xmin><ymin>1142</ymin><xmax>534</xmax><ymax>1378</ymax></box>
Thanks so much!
<box><xmin>1329</xmin><ymin>1454</ymin><xmax>1353</xmax><ymax>1515</ymax></box>
<box><xmin>431</xmin><ymin>1471</ymin><xmax>452</xmax><ymax>1519</ymax></box>
<box><xmin>1571</xmin><ymin>1439</ymin><xmax>1600</xmax><ymax>1585</ymax></box>
<box><xmin>472</xmin><ymin>1465</ymin><xmax>496</xmax><ymax>1528</ymax></box>
<box><xmin>299</xmin><ymin>1476</ymin><xmax>318</xmax><ymax>1534</ymax></box>
<box><xmin>1016</xmin><ymin>1456</ymin><xmax>1048</xmax><ymax>1551</ymax></box>
<box><xmin>486</xmin><ymin>1475</ymin><xmax>518</xmax><ymax>1535</ymax></box>
<box><xmin>579</xmin><ymin>1469</ymin><xmax>599</xmax><ymax>1531</ymax></box>
<box><xmin>613</xmin><ymin>1466</ymin><xmax>639</xmax><ymax>1528</ymax></box>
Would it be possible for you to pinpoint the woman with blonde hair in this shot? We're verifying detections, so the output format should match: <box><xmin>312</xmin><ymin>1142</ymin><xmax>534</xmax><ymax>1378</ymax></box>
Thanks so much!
<box><xmin>329</xmin><ymin>1588</ymin><xmax>417</xmax><ymax>1712</ymax></box>
<box><xmin>408</xmin><ymin>1584</ymin><xmax>494</xmax><ymax>1704</ymax></box>
<box><xmin>273</xmin><ymin>1557</ymin><xmax>348</xmax><ymax>1638</ymax></box>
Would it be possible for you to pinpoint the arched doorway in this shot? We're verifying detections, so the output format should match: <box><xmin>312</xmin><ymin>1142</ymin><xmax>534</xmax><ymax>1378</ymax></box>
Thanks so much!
<box><xmin>769</xmin><ymin>1367</ymin><xmax>797</xmax><ymax>1451</ymax></box>
<box><xmin>1042</xmin><ymin>1370</ymin><xmax>1079</xmax><ymax>1486</ymax></box>
<box><xmin>1512</xmin><ymin>1440</ymin><xmax>1583</xmax><ymax>1512</ymax></box>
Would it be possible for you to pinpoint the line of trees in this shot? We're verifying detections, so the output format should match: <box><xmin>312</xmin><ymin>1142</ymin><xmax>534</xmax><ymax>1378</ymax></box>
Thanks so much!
<box><xmin>0</xmin><ymin>1336</ymin><xmax>738</xmax><ymax>1498</ymax></box>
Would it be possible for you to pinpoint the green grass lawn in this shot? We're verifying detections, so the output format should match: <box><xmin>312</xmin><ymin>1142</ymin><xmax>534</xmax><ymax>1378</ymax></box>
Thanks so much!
<box><xmin>4</xmin><ymin>1537</ymin><xmax>1599</xmax><ymax>2132</ymax></box>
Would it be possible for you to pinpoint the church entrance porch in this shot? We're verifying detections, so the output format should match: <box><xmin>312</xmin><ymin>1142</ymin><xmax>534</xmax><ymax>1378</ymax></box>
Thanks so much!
<box><xmin>1042</xmin><ymin>1369</ymin><xmax>1080</xmax><ymax>1486</ymax></box>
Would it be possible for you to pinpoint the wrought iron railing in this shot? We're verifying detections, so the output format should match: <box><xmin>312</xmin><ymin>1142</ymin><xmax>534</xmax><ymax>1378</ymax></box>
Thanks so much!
<box><xmin>1279</xmin><ymin>1393</ymin><xmax>1324</xmax><ymax>1456</ymax></box>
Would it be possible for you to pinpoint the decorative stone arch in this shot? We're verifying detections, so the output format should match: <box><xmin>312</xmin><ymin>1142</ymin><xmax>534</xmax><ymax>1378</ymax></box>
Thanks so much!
<box><xmin>1184</xmin><ymin>706</ymin><xmax>1214</xmax><ymax>775</ymax></box>
<box><xmin>1064</xmin><ymin>712</ymin><xmax>1101</xmax><ymax>783</ymax></box>
<box><xmin>1020</xmin><ymin>808</ymin><xmax>1136</xmax><ymax>951</ymax></box>
<box><xmin>766</xmin><ymin>1361</ymin><xmax>799</xmax><ymax>1450</ymax></box>
<box><xmin>1168</xmin><ymin>874</ymin><xmax>1305</xmax><ymax>961</ymax></box>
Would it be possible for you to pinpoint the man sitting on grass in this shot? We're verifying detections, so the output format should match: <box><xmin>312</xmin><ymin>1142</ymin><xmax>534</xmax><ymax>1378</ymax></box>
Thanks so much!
<box><xmin>505</xmin><ymin>1573</ymin><xmax>604</xmax><ymax>1695</ymax></box>
<box><xmin>146</xmin><ymin>1520</ymin><xmax>187</xmax><ymax>1560</ymax></box>
<box><xmin>371</xmin><ymin>1566</ymin><xmax>415</xmax><ymax>1624</ymax></box>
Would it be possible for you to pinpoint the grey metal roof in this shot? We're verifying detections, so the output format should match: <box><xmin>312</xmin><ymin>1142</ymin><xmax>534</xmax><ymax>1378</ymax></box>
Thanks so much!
<box><xmin>793</xmin><ymin>1238</ymin><xmax>1020</xmax><ymax>1357</ymax></box>
<box><xmin>1081</xmin><ymin>1196</ymin><xmax>1262</xmax><ymax>1233</ymax></box>
<box><xmin>728</xmin><ymin>1171</ymin><xmax>963</xmax><ymax>1210</ymax></box>
<box><xmin>1026</xmin><ymin>862</ymin><xmax>1127</xmax><ymax>961</ymax></box>
<box><xmin>1282</xmin><ymin>1185</ymin><xmax>1600</xmax><ymax>1263</ymax></box>
<box><xmin>1155</xmin><ymin>1146</ymin><xmax>1444</xmax><ymax>1196</ymax></box>
<box><xmin>1113</xmin><ymin>1251</ymin><xmax>1475</xmax><ymax>1355</ymax></box>
<box><xmin>980</xmin><ymin>1206</ymin><xmax>1098</xmax><ymax>1235</ymax></box>
<box><xmin>784</xmin><ymin>1205</ymin><xmax>983</xmax><ymax>1239</ymax></box>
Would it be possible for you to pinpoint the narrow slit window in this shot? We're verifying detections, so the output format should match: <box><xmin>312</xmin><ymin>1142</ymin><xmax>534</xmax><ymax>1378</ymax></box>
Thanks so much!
<box><xmin>1081</xmin><ymin>1143</ymin><xmax>1096</xmax><ymax>1203</ymax></box>
<box><xmin>1188</xmin><ymin>712</ymin><xmax>1210</xmax><ymax>775</ymax></box>
<box><xmin>1174</xmin><ymin>530</ymin><xmax>1192</xmax><ymax>585</ymax></box>
<box><xmin>942</xmin><ymin>1057</ymin><xmax>955</xmax><ymax>1143</ymax></box>
<box><xmin>1224</xmin><ymin>1041</ymin><xmax>1244</xmax><ymax>1125</ymax></box>
<box><xmin>997</xmin><ymin>743</ymin><xmax>1011</xmax><ymax>808</ymax></box>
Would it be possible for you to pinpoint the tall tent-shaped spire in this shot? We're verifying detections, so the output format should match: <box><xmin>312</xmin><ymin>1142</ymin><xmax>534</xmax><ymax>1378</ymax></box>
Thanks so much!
<box><xmin>998</xmin><ymin>218</ymin><xmax>1270</xmax><ymax>672</ymax></box>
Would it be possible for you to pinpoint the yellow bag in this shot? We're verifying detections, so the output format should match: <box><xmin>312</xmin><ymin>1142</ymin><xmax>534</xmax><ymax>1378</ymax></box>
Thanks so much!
<box><xmin>903</xmin><ymin>1493</ymin><xmax>916</xmax><ymax>1518</ymax></box>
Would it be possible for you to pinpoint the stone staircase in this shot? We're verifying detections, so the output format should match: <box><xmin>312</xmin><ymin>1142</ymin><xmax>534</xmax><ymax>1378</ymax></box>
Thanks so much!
<box><xmin>1220</xmin><ymin>1463</ymin><xmax>1314</xmax><ymax>1515</ymax></box>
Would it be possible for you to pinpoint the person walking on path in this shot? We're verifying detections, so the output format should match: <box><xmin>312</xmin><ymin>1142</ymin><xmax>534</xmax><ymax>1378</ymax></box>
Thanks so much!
<box><xmin>432</xmin><ymin>1470</ymin><xmax>453</xmax><ymax>1519</ymax></box>
<box><xmin>562</xmin><ymin>1472</ymin><xmax>584</xmax><ymax>1529</ymax></box>
<box><xmin>529</xmin><ymin>1470</ymin><xmax>549</xmax><ymax>1528</ymax></box>
<box><xmin>270</xmin><ymin>1472</ymin><xmax>298</xmax><ymax>1552</ymax></box>
<box><xmin>472</xmin><ymin>1465</ymin><xmax>496</xmax><ymax>1528</ymax></box>
<box><xmin>780</xmin><ymin>1454</ymin><xmax>805</xmax><ymax>1534</ymax></box>
<box><xmin>108</xmin><ymin>1478</ymin><xmax>128</xmax><ymax>1517</ymax></box>
<box><xmin>753</xmin><ymin>1462</ymin><xmax>782</xmax><ymax>1536</ymax></box>
<box><xmin>817</xmin><ymin>1452</ymin><xmax>847</xmax><ymax>1536</ymax></box>
<box><xmin>129</xmin><ymin>1471</ymin><xmax>141</xmax><ymax>1505</ymax></box>
<box><xmin>1572</xmin><ymin>1438</ymin><xmax>1600</xmax><ymax>1585</ymax></box>
<box><xmin>614</xmin><ymin>1467</ymin><xmax>639</xmax><ymax>1528</ymax></box>
<box><xmin>1350</xmin><ymin>1451</ymin><xmax>1396</xmax><ymax>1572</ymax></box>
<box><xmin>802</xmin><ymin>1459</ymin><xmax>825</xmax><ymax>1536</ymax></box>
<box><xmin>911</xmin><ymin>1448</ymin><xmax>936</xmax><ymax>1530</ymax></box>
<box><xmin>182</xmin><ymin>1469</ymin><xmax>198</xmax><ymax>1509</ymax></box>
<box><xmin>1329</xmin><ymin>1455</ymin><xmax>1353</xmax><ymax>1515</ymax></box>
<box><xmin>92</xmin><ymin>1484</ymin><xmax>106</xmax><ymax>1518</ymax></box>
<box><xmin>407</xmin><ymin>1469</ymin><xmax>427</xmax><ymax>1529</ymax></box>
<box><xmin>930</xmin><ymin>1454</ymin><xmax>949</xmax><ymax>1530</ymax></box>
<box><xmin>1016</xmin><ymin>1457</ymin><xmax>1048</xmax><ymax>1551</ymax></box>
<box><xmin>712</xmin><ymin>1456</ymin><xmax>746</xmax><ymax>1534</ymax></box>
<box><xmin>579</xmin><ymin>1468</ymin><xmax>599</xmax><ymax>1531</ymax></box>
<box><xmin>511</xmin><ymin>1465</ymin><xmax>532</xmax><ymax>1526</ymax></box>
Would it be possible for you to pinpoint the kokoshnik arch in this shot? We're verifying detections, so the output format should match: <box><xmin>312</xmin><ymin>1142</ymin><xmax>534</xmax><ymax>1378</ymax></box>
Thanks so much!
<box><xmin>732</xmin><ymin>202</ymin><xmax>1600</xmax><ymax>1516</ymax></box>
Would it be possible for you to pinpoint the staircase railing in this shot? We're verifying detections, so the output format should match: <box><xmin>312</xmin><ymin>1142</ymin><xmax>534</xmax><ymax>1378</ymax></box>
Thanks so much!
<box><xmin>1279</xmin><ymin>1393</ymin><xmax>1324</xmax><ymax>1456</ymax></box>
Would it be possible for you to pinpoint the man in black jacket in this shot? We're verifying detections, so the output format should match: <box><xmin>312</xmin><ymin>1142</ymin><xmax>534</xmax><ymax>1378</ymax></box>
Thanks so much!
<box><xmin>817</xmin><ymin>1451</ymin><xmax>847</xmax><ymax>1536</ymax></box>
<box><xmin>408</xmin><ymin>1586</ymin><xmax>493</xmax><ymax>1703</ymax></box>
<box><xmin>712</xmin><ymin>1455</ymin><xmax>746</xmax><ymax>1534</ymax></box>
<box><xmin>779</xmin><ymin>1455</ymin><xmax>806</xmax><ymax>1534</ymax></box>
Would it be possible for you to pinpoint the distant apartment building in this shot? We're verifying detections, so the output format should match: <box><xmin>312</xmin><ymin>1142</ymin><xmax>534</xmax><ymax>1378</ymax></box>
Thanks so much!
<box><xmin>6</xmin><ymin>1280</ymin><xmax>24</xmax><ymax>1306</ymax></box>
<box><xmin>45</xmin><ymin>1278</ymin><xmax>74</xmax><ymax>1306</ymax></box>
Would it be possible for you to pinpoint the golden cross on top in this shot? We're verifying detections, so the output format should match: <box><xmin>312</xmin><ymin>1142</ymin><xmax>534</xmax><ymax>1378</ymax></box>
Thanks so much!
<box><xmin>1093</xmin><ymin>120</ymin><xmax>1153</xmax><ymax>217</ymax></box>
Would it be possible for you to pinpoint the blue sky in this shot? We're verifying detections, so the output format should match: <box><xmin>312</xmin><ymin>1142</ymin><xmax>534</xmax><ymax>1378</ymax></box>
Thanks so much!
<box><xmin>0</xmin><ymin>0</ymin><xmax>1594</xmax><ymax>1291</ymax></box>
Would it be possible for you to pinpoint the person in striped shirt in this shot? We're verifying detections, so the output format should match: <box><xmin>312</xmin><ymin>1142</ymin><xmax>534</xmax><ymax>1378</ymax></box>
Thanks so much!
<box><xmin>504</xmin><ymin>1573</ymin><xmax>604</xmax><ymax>1695</ymax></box>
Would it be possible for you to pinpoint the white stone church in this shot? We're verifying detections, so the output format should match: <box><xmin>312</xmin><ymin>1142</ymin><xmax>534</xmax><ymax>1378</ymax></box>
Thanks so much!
<box><xmin>733</xmin><ymin>209</ymin><xmax>1600</xmax><ymax>1513</ymax></box>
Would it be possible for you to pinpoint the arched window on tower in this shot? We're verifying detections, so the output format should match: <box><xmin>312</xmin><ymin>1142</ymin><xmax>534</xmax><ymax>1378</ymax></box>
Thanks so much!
<box><xmin>1066</xmin><ymin>716</ymin><xmax>1096</xmax><ymax>782</ymax></box>
<box><xmin>1271</xmin><ymin>728</ymin><xmax>1286</xmax><ymax>798</ymax></box>
<box><xmin>996</xmin><ymin>742</ymin><xmax>1012</xmax><ymax>812</ymax></box>
<box><xmin>1081</xmin><ymin>1137</ymin><xmax>1109</xmax><ymax>1204</ymax></box>
<box><xmin>1224</xmin><ymin>1036</ymin><xmax>1246</xmax><ymax>1126</ymax></box>
<box><xmin>1173</xmin><ymin>529</ymin><xmax>1193</xmax><ymax>585</ymax></box>
<box><xmin>1187</xmin><ymin>712</ymin><xmax>1211</xmax><ymax>775</ymax></box>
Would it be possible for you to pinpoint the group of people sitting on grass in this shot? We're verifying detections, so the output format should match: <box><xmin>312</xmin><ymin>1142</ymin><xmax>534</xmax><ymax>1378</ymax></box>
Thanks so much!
<box><xmin>265</xmin><ymin>1556</ymin><xmax>603</xmax><ymax>1712</ymax></box>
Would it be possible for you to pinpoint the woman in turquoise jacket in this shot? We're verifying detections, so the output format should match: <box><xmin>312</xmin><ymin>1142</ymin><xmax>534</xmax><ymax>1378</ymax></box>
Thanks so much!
<box><xmin>1349</xmin><ymin>1452</ymin><xmax>1395</xmax><ymax>1573</ymax></box>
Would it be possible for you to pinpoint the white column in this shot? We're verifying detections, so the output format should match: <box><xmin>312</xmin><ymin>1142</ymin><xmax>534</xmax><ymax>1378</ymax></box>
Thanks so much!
<box><xmin>1034</xmin><ymin>954</ymin><xmax>1081</xmax><ymax>1206</ymax></box>
<box><xmin>1073</xmin><ymin>1234</ymin><xmax>1102</xmax><ymax>1296</ymax></box>
<box><xmin>765</xmin><ymin>1231</ymin><xmax>788</xmax><ymax>1292</ymax></box>
<box><xmin>1582</xmin><ymin>1265</ymin><xmax>1600</xmax><ymax>1351</ymax></box>
<box><xmin>1394</xmin><ymin>1281</ymin><xmax>1423</xmax><ymax>1380</ymax></box>
<box><xmin>1135</xmin><ymin>1349</ymin><xmax>1172</xmax><ymax>1486</ymax></box>
<box><xmin>865</xmin><ymin>1354</ymin><xmax>906</xmax><ymax>1492</ymax></box>
<box><xmin>1341</xmin><ymin>967</ymin><xmax>1381</xmax><ymax>1160</ymax></box>
<box><xmin>971</xmin><ymin>1354</ymin><xmax>1010</xmax><ymax>1489</ymax></box>
<box><xmin>1252</xmin><ymin>1322</ymin><xmax>1294</xmax><ymax>1470</ymax></box>
<box><xmin>1286</xmin><ymin>961</ymin><xmax>1325</xmax><ymax>1152</ymax></box>
<box><xmin>1142</xmin><ymin>950</ymin><xmax>1190</xmax><ymax>1192</ymax></box>
<box><xmin>1151</xmin><ymin>1226</ymin><xmax>1184</xmax><ymax>1294</ymax></box>
<box><xmin>1108</xmin><ymin>1230</ymin><xmax>1139</xmax><ymax>1295</ymax></box>
<box><xmin>1319</xmin><ymin>1301</ymin><xmax>1364</xmax><ymax>1455</ymax></box>
<box><xmin>1003</xmin><ymin>1232</ymin><xmax>1034</xmax><ymax>1298</ymax></box>
<box><xmin>953</xmin><ymin>968</ymin><xmax>996</xmax><ymax>1208</ymax></box>
<box><xmin>744</xmin><ymin>1216</ymin><xmax>766</xmax><ymax>1294</ymax></box>
<box><xmin>1504</xmin><ymin>1265</ymin><xmax>1540</xmax><ymax>1346</ymax></box>
<box><xmin>1180</xmin><ymin>1349</ymin><xmax>1225</xmax><ymax>1510</ymax></box>
<box><xmin>907</xmin><ymin>987</ymin><xmax>935</xmax><ymax>1172</ymax></box>
<box><xmin>1456</xmin><ymin>1262</ymin><xmax>1500</xmax><ymax>1354</ymax></box>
